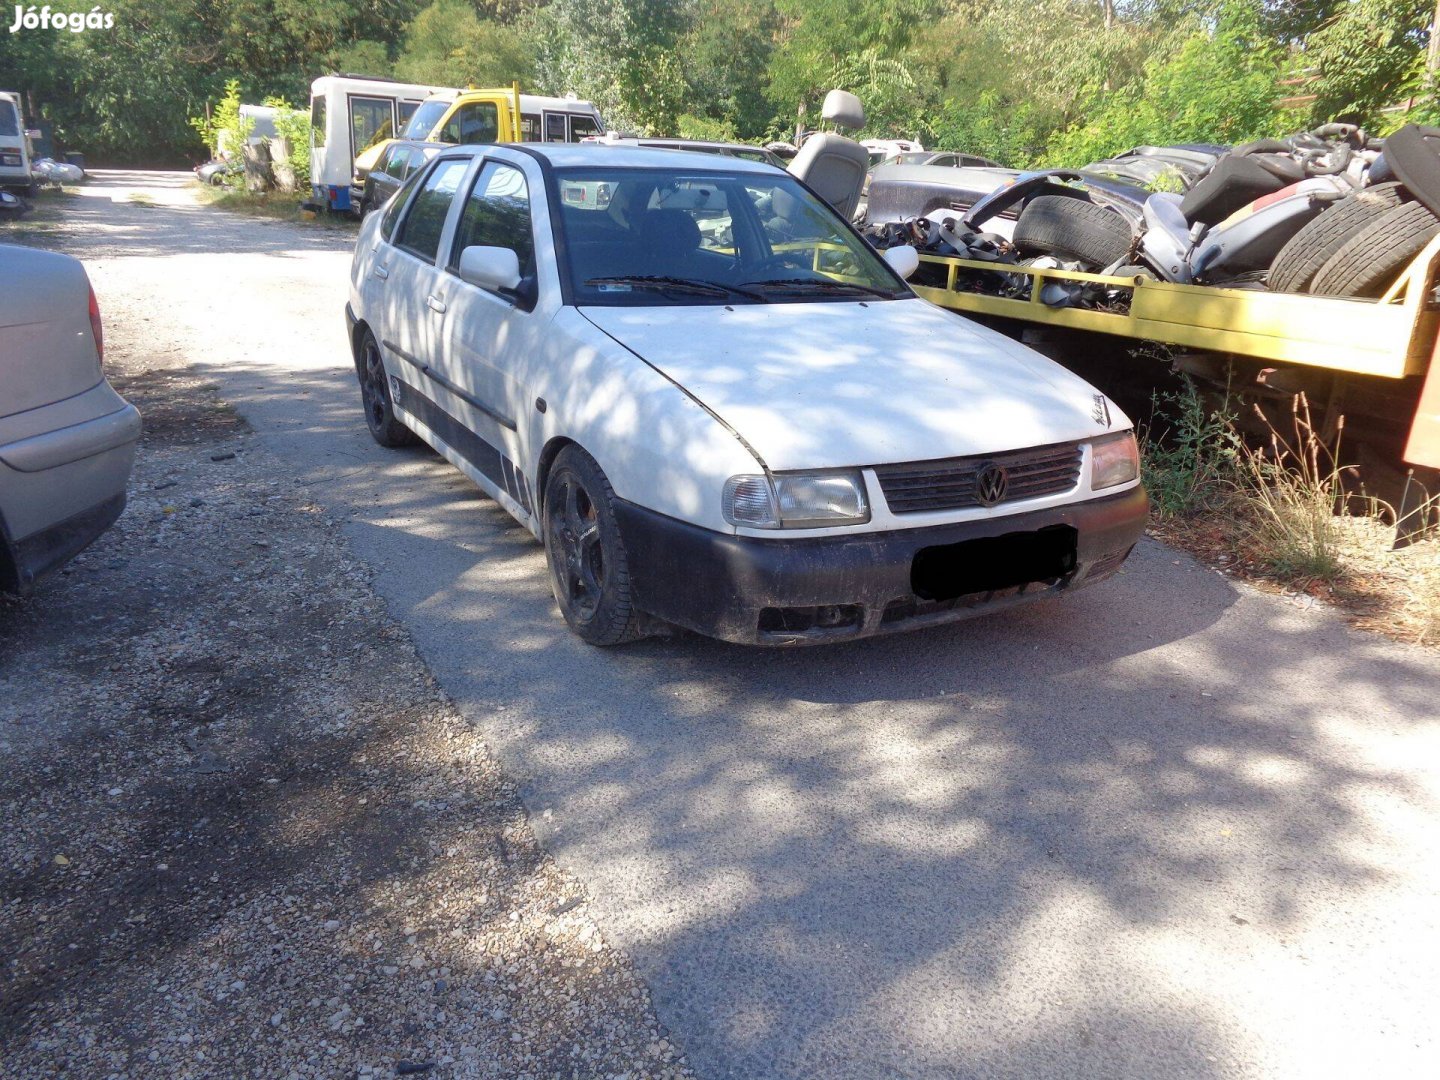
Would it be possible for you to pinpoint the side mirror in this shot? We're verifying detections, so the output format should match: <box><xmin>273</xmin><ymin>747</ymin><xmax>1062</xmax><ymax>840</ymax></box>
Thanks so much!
<box><xmin>458</xmin><ymin>245</ymin><xmax>522</xmax><ymax>293</ymax></box>
<box><xmin>883</xmin><ymin>244</ymin><xmax>919</xmax><ymax>280</ymax></box>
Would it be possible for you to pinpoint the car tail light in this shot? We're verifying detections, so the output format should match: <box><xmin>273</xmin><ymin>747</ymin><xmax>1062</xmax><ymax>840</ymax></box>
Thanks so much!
<box><xmin>87</xmin><ymin>284</ymin><xmax>104</xmax><ymax>365</ymax></box>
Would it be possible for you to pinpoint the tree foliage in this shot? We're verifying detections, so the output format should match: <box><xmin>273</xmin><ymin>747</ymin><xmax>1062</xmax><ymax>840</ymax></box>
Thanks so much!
<box><xmin>3</xmin><ymin>0</ymin><xmax>1440</xmax><ymax>165</ymax></box>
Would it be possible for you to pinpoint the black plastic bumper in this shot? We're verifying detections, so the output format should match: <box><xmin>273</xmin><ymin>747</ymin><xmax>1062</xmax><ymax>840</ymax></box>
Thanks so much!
<box><xmin>614</xmin><ymin>485</ymin><xmax>1149</xmax><ymax>645</ymax></box>
<box><xmin>0</xmin><ymin>492</ymin><xmax>127</xmax><ymax>596</ymax></box>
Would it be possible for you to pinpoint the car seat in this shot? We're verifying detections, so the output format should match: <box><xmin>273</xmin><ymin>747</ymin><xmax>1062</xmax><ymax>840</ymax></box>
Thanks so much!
<box><xmin>636</xmin><ymin>208</ymin><xmax>703</xmax><ymax>275</ymax></box>
<box><xmin>788</xmin><ymin>90</ymin><xmax>870</xmax><ymax>221</ymax></box>
<box><xmin>1180</xmin><ymin>152</ymin><xmax>1305</xmax><ymax>225</ymax></box>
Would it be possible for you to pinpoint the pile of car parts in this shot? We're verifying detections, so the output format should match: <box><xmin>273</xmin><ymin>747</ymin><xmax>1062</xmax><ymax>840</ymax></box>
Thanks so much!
<box><xmin>865</xmin><ymin>124</ymin><xmax>1440</xmax><ymax>308</ymax></box>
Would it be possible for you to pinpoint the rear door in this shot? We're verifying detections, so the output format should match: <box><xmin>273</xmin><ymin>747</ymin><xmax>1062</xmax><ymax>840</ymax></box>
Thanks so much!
<box><xmin>373</xmin><ymin>156</ymin><xmax>473</xmax><ymax>412</ymax></box>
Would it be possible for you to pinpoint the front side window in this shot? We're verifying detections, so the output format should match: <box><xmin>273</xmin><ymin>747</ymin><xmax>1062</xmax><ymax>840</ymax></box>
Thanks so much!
<box><xmin>451</xmin><ymin>161</ymin><xmax>535</xmax><ymax>283</ymax></box>
<box><xmin>440</xmin><ymin>102</ymin><xmax>499</xmax><ymax>146</ymax></box>
<box><xmin>554</xmin><ymin>166</ymin><xmax>909</xmax><ymax>307</ymax></box>
<box><xmin>404</xmin><ymin>99</ymin><xmax>450</xmax><ymax>140</ymax></box>
<box><xmin>310</xmin><ymin>96</ymin><xmax>326</xmax><ymax>149</ymax></box>
<box><xmin>394</xmin><ymin>157</ymin><xmax>469</xmax><ymax>263</ymax></box>
<box><xmin>349</xmin><ymin>96</ymin><xmax>394</xmax><ymax>158</ymax></box>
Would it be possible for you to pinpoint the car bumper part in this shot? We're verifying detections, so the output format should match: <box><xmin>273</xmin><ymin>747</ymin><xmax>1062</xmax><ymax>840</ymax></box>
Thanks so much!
<box><xmin>0</xmin><ymin>397</ymin><xmax>140</xmax><ymax>594</ymax></box>
<box><xmin>0</xmin><ymin>491</ymin><xmax>127</xmax><ymax>595</ymax></box>
<box><xmin>613</xmin><ymin>485</ymin><xmax>1149</xmax><ymax>645</ymax></box>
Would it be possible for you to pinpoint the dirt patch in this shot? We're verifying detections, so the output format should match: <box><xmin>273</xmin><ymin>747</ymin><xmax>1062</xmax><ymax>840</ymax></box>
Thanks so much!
<box><xmin>1</xmin><ymin>203</ymin><xmax>689</xmax><ymax>1079</ymax></box>
<box><xmin>1151</xmin><ymin>510</ymin><xmax>1440</xmax><ymax>648</ymax></box>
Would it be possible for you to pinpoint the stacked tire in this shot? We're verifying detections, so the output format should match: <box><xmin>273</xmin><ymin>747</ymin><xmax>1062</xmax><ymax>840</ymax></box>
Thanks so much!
<box><xmin>1268</xmin><ymin>181</ymin><xmax>1440</xmax><ymax>299</ymax></box>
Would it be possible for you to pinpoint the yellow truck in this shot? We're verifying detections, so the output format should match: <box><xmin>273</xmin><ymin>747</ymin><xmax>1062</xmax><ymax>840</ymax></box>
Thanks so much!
<box><xmin>349</xmin><ymin>84</ymin><xmax>605</xmax><ymax>204</ymax></box>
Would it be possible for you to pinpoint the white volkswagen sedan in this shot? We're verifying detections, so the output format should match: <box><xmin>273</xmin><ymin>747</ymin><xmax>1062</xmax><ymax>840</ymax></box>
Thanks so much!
<box><xmin>346</xmin><ymin>144</ymin><xmax>1147</xmax><ymax>646</ymax></box>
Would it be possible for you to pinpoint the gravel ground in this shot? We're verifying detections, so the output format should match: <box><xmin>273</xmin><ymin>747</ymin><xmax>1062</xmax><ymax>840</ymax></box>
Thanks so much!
<box><xmin>1</xmin><ymin>190</ymin><xmax>691</xmax><ymax>1079</ymax></box>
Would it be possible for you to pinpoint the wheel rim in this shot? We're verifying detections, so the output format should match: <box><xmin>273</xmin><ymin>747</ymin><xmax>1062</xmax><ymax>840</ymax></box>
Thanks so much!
<box><xmin>550</xmin><ymin>474</ymin><xmax>604</xmax><ymax>621</ymax></box>
<box><xmin>361</xmin><ymin>339</ymin><xmax>389</xmax><ymax>432</ymax></box>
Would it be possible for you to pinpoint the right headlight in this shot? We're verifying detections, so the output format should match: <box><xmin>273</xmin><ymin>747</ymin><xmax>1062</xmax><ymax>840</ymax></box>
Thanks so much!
<box><xmin>723</xmin><ymin>471</ymin><xmax>870</xmax><ymax>529</ymax></box>
<box><xmin>1090</xmin><ymin>430</ymin><xmax>1139</xmax><ymax>490</ymax></box>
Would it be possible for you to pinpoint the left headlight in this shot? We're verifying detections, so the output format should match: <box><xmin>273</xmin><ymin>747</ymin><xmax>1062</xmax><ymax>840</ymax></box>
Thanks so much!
<box><xmin>723</xmin><ymin>470</ymin><xmax>870</xmax><ymax>529</ymax></box>
<box><xmin>1090</xmin><ymin>430</ymin><xmax>1139</xmax><ymax>490</ymax></box>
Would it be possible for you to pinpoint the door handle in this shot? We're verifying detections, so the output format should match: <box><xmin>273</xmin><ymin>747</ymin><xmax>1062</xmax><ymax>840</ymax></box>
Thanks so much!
<box><xmin>372</xmin><ymin>265</ymin><xmax>389</xmax><ymax>280</ymax></box>
<box><xmin>425</xmin><ymin>294</ymin><xmax>447</xmax><ymax>314</ymax></box>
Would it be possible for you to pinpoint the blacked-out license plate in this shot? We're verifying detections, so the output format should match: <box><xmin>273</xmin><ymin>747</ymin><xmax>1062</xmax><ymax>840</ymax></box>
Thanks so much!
<box><xmin>911</xmin><ymin>525</ymin><xmax>1078</xmax><ymax>601</ymax></box>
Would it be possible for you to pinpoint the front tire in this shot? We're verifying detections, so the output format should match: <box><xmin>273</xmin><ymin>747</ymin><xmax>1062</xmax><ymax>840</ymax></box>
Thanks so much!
<box><xmin>542</xmin><ymin>446</ymin><xmax>645</xmax><ymax>646</ymax></box>
<box><xmin>357</xmin><ymin>331</ymin><xmax>418</xmax><ymax>448</ymax></box>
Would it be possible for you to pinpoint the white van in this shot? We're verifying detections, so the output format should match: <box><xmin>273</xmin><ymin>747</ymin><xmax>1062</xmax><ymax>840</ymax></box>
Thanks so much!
<box><xmin>0</xmin><ymin>91</ymin><xmax>34</xmax><ymax>193</ymax></box>
<box><xmin>309</xmin><ymin>75</ymin><xmax>453</xmax><ymax>212</ymax></box>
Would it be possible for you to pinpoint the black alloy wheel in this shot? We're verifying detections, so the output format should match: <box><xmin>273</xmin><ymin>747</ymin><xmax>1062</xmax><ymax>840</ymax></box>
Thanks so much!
<box><xmin>542</xmin><ymin>446</ymin><xmax>644</xmax><ymax>645</ymax></box>
<box><xmin>358</xmin><ymin>332</ymin><xmax>417</xmax><ymax>448</ymax></box>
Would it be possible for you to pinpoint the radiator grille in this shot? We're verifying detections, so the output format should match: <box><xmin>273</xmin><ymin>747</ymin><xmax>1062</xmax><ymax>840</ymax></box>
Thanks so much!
<box><xmin>875</xmin><ymin>442</ymin><xmax>1083</xmax><ymax>514</ymax></box>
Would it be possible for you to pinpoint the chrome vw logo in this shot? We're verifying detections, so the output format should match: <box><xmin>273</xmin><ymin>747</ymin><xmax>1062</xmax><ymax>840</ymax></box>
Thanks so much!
<box><xmin>975</xmin><ymin>463</ymin><xmax>1008</xmax><ymax>506</ymax></box>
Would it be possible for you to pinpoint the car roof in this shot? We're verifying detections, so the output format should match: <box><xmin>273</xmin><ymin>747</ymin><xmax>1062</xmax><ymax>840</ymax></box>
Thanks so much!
<box><xmin>447</xmin><ymin>142</ymin><xmax>784</xmax><ymax>174</ymax></box>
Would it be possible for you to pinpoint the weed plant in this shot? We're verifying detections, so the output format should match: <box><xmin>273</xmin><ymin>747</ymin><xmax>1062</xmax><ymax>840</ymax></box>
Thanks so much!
<box><xmin>1138</xmin><ymin>375</ymin><xmax>1242</xmax><ymax>519</ymax></box>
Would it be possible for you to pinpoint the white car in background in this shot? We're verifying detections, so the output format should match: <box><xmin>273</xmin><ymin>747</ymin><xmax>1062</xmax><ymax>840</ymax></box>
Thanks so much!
<box><xmin>346</xmin><ymin>145</ymin><xmax>1146</xmax><ymax>646</ymax></box>
<box><xmin>0</xmin><ymin>245</ymin><xmax>140</xmax><ymax>594</ymax></box>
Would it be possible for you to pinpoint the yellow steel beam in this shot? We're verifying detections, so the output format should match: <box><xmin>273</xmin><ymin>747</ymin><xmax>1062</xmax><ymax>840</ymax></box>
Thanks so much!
<box><xmin>914</xmin><ymin>235</ymin><xmax>1440</xmax><ymax>381</ymax></box>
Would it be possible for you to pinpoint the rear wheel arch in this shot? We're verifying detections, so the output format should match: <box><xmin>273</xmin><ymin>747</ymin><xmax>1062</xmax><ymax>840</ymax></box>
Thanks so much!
<box><xmin>350</xmin><ymin>318</ymin><xmax>373</xmax><ymax>376</ymax></box>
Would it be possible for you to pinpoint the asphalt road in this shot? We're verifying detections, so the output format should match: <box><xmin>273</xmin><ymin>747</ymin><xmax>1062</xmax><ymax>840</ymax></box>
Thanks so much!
<box><xmin>51</xmin><ymin>172</ymin><xmax>1440</xmax><ymax>1078</ymax></box>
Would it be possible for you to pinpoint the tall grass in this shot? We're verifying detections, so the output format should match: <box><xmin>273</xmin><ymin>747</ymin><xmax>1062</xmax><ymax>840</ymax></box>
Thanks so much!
<box><xmin>1234</xmin><ymin>393</ymin><xmax>1359</xmax><ymax>583</ymax></box>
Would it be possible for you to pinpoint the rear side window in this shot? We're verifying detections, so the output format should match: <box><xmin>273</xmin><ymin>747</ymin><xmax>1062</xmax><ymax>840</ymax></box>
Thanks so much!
<box><xmin>0</xmin><ymin>101</ymin><xmax>20</xmax><ymax>138</ymax></box>
<box><xmin>441</xmin><ymin>102</ymin><xmax>499</xmax><ymax>146</ymax></box>
<box><xmin>380</xmin><ymin>170</ymin><xmax>423</xmax><ymax>241</ymax></box>
<box><xmin>520</xmin><ymin>113</ymin><xmax>540</xmax><ymax>142</ymax></box>
<box><xmin>394</xmin><ymin>158</ymin><xmax>469</xmax><ymax>262</ymax></box>
<box><xmin>544</xmin><ymin>113</ymin><xmax>566</xmax><ymax>143</ymax></box>
<box><xmin>450</xmin><ymin>161</ymin><xmax>535</xmax><ymax>282</ymax></box>
<box><xmin>310</xmin><ymin>96</ymin><xmax>326</xmax><ymax>149</ymax></box>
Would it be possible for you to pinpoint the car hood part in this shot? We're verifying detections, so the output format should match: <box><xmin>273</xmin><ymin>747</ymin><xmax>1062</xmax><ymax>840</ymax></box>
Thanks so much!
<box><xmin>579</xmin><ymin>298</ymin><xmax>1128</xmax><ymax>472</ymax></box>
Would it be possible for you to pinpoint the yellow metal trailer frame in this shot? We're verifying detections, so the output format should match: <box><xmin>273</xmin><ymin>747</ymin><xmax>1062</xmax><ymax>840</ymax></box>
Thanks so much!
<box><xmin>908</xmin><ymin>234</ymin><xmax>1440</xmax><ymax>467</ymax></box>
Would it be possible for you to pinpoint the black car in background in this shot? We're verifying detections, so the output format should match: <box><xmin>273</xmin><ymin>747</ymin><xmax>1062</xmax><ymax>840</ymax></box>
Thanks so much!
<box><xmin>358</xmin><ymin>140</ymin><xmax>445</xmax><ymax>217</ymax></box>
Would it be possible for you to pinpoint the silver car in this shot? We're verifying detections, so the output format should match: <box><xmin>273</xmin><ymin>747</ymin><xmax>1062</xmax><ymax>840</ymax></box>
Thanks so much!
<box><xmin>0</xmin><ymin>244</ymin><xmax>140</xmax><ymax>594</ymax></box>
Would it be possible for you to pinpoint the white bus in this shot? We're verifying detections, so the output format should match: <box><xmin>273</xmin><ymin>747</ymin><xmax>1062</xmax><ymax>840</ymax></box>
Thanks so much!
<box><xmin>309</xmin><ymin>75</ymin><xmax>454</xmax><ymax>212</ymax></box>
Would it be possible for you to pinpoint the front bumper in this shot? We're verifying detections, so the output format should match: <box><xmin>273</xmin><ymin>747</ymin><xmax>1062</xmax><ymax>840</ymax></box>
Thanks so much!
<box><xmin>614</xmin><ymin>485</ymin><xmax>1149</xmax><ymax>645</ymax></box>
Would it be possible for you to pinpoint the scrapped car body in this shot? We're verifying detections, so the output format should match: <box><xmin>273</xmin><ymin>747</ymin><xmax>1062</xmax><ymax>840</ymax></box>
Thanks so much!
<box><xmin>863</xmin><ymin>162</ymin><xmax>1021</xmax><ymax>235</ymax></box>
<box><xmin>359</xmin><ymin>140</ymin><xmax>444</xmax><ymax>216</ymax></box>
<box><xmin>346</xmin><ymin>145</ymin><xmax>1146</xmax><ymax>646</ymax></box>
<box><xmin>0</xmin><ymin>244</ymin><xmax>140</xmax><ymax>594</ymax></box>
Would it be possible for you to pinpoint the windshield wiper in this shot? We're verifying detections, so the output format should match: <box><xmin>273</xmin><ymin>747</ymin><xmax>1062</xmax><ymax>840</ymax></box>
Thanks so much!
<box><xmin>739</xmin><ymin>277</ymin><xmax>901</xmax><ymax>299</ymax></box>
<box><xmin>584</xmin><ymin>276</ymin><xmax>769</xmax><ymax>301</ymax></box>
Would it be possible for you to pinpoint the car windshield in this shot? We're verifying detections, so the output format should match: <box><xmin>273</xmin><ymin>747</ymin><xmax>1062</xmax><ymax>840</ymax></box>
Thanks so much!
<box><xmin>403</xmin><ymin>99</ymin><xmax>450</xmax><ymax>140</ymax></box>
<box><xmin>554</xmin><ymin>166</ymin><xmax>909</xmax><ymax>306</ymax></box>
<box><xmin>0</xmin><ymin>101</ymin><xmax>18</xmax><ymax>138</ymax></box>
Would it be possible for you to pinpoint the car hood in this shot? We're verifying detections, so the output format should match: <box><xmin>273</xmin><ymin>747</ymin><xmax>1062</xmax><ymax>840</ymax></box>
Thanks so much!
<box><xmin>578</xmin><ymin>297</ymin><xmax>1128</xmax><ymax>472</ymax></box>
